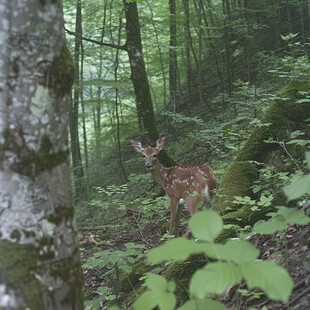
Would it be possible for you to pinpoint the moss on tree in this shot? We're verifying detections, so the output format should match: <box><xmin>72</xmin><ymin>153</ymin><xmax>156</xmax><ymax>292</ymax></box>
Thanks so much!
<box><xmin>0</xmin><ymin>241</ymin><xmax>44</xmax><ymax>309</ymax></box>
<box><xmin>47</xmin><ymin>44</ymin><xmax>75</xmax><ymax>96</ymax></box>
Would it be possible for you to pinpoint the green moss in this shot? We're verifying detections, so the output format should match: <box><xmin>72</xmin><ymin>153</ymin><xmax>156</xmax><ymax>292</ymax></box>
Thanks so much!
<box><xmin>0</xmin><ymin>241</ymin><xmax>44</xmax><ymax>309</ymax></box>
<box><xmin>214</xmin><ymin>161</ymin><xmax>258</xmax><ymax>212</ymax></box>
<box><xmin>47</xmin><ymin>206</ymin><xmax>75</xmax><ymax>225</ymax></box>
<box><xmin>119</xmin><ymin>261</ymin><xmax>147</xmax><ymax>293</ymax></box>
<box><xmin>49</xmin><ymin>250</ymin><xmax>84</xmax><ymax>307</ymax></box>
<box><xmin>160</xmin><ymin>221</ymin><xmax>170</xmax><ymax>234</ymax></box>
<box><xmin>10</xmin><ymin>230</ymin><xmax>21</xmax><ymax>242</ymax></box>
<box><xmin>236</xmin><ymin>80</ymin><xmax>310</xmax><ymax>162</ymax></box>
<box><xmin>165</xmin><ymin>254</ymin><xmax>207</xmax><ymax>306</ymax></box>
<box><xmin>47</xmin><ymin>44</ymin><xmax>75</xmax><ymax>96</ymax></box>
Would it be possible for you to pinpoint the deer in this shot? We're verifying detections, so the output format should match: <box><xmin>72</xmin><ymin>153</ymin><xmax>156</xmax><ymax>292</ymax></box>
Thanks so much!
<box><xmin>130</xmin><ymin>135</ymin><xmax>217</xmax><ymax>237</ymax></box>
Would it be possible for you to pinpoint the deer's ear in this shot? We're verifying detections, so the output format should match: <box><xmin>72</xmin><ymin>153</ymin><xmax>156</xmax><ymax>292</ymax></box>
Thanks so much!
<box><xmin>156</xmin><ymin>135</ymin><xmax>166</xmax><ymax>151</ymax></box>
<box><xmin>130</xmin><ymin>139</ymin><xmax>145</xmax><ymax>153</ymax></box>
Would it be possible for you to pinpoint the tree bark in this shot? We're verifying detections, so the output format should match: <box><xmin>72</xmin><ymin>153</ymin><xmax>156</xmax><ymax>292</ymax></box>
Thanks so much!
<box><xmin>0</xmin><ymin>1</ymin><xmax>83</xmax><ymax>309</ymax></box>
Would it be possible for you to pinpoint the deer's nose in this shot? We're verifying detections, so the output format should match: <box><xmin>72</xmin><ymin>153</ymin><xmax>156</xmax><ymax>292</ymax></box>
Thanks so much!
<box><xmin>146</xmin><ymin>163</ymin><xmax>152</xmax><ymax>170</ymax></box>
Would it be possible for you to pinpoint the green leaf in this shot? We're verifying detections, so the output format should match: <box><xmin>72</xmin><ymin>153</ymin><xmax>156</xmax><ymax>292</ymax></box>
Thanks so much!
<box><xmin>200</xmin><ymin>240</ymin><xmax>259</xmax><ymax>264</ymax></box>
<box><xmin>276</xmin><ymin>206</ymin><xmax>310</xmax><ymax>225</ymax></box>
<box><xmin>253</xmin><ymin>218</ymin><xmax>287</xmax><ymax>234</ymax></box>
<box><xmin>283</xmin><ymin>174</ymin><xmax>310</xmax><ymax>201</ymax></box>
<box><xmin>179</xmin><ymin>299</ymin><xmax>227</xmax><ymax>310</ymax></box>
<box><xmin>167</xmin><ymin>281</ymin><xmax>176</xmax><ymax>293</ymax></box>
<box><xmin>145</xmin><ymin>274</ymin><xmax>167</xmax><ymax>292</ymax></box>
<box><xmin>134</xmin><ymin>291</ymin><xmax>158</xmax><ymax>310</ymax></box>
<box><xmin>147</xmin><ymin>238</ymin><xmax>202</xmax><ymax>264</ymax></box>
<box><xmin>134</xmin><ymin>277</ymin><xmax>176</xmax><ymax>310</ymax></box>
<box><xmin>306</xmin><ymin>152</ymin><xmax>310</xmax><ymax>169</ymax></box>
<box><xmin>190</xmin><ymin>262</ymin><xmax>242</xmax><ymax>297</ymax></box>
<box><xmin>157</xmin><ymin>291</ymin><xmax>176</xmax><ymax>310</ymax></box>
<box><xmin>241</xmin><ymin>261</ymin><xmax>293</xmax><ymax>302</ymax></box>
<box><xmin>296</xmin><ymin>98</ymin><xmax>310</xmax><ymax>103</ymax></box>
<box><xmin>189</xmin><ymin>210</ymin><xmax>223</xmax><ymax>242</ymax></box>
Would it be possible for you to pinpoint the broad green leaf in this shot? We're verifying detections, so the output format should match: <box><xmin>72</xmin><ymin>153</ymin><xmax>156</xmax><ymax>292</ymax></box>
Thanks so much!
<box><xmin>107</xmin><ymin>306</ymin><xmax>120</xmax><ymax>310</ymax></box>
<box><xmin>189</xmin><ymin>210</ymin><xmax>223</xmax><ymax>242</ymax></box>
<box><xmin>157</xmin><ymin>291</ymin><xmax>176</xmax><ymax>310</ymax></box>
<box><xmin>135</xmin><ymin>276</ymin><xmax>176</xmax><ymax>310</ymax></box>
<box><xmin>306</xmin><ymin>152</ymin><xmax>310</xmax><ymax>169</ymax></box>
<box><xmin>241</xmin><ymin>261</ymin><xmax>293</xmax><ymax>302</ymax></box>
<box><xmin>276</xmin><ymin>206</ymin><xmax>310</xmax><ymax>225</ymax></box>
<box><xmin>253</xmin><ymin>218</ymin><xmax>287</xmax><ymax>234</ymax></box>
<box><xmin>200</xmin><ymin>240</ymin><xmax>259</xmax><ymax>264</ymax></box>
<box><xmin>145</xmin><ymin>274</ymin><xmax>167</xmax><ymax>292</ymax></box>
<box><xmin>134</xmin><ymin>291</ymin><xmax>158</xmax><ymax>310</ymax></box>
<box><xmin>283</xmin><ymin>174</ymin><xmax>310</xmax><ymax>201</ymax></box>
<box><xmin>167</xmin><ymin>281</ymin><xmax>176</xmax><ymax>293</ymax></box>
<box><xmin>147</xmin><ymin>238</ymin><xmax>202</xmax><ymax>264</ymax></box>
<box><xmin>190</xmin><ymin>262</ymin><xmax>242</xmax><ymax>298</ymax></box>
<box><xmin>179</xmin><ymin>299</ymin><xmax>227</xmax><ymax>310</ymax></box>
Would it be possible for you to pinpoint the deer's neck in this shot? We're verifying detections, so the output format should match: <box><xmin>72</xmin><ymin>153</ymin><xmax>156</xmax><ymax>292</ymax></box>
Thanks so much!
<box><xmin>150</xmin><ymin>160</ymin><xmax>169</xmax><ymax>188</ymax></box>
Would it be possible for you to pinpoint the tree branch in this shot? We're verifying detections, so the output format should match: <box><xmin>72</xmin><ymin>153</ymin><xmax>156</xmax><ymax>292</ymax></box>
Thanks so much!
<box><xmin>64</xmin><ymin>27</ymin><xmax>127</xmax><ymax>51</ymax></box>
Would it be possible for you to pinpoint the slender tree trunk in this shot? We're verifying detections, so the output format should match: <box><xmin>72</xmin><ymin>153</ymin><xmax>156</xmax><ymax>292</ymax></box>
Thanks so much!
<box><xmin>182</xmin><ymin>0</ymin><xmax>192</xmax><ymax>107</ymax></box>
<box><xmin>80</xmin><ymin>39</ymin><xmax>90</xmax><ymax>200</ymax></box>
<box><xmin>147</xmin><ymin>2</ymin><xmax>168</xmax><ymax>107</ymax></box>
<box><xmin>69</xmin><ymin>0</ymin><xmax>85</xmax><ymax>199</ymax></box>
<box><xmin>0</xmin><ymin>1</ymin><xmax>83</xmax><ymax>308</ymax></box>
<box><xmin>169</xmin><ymin>0</ymin><xmax>178</xmax><ymax>112</ymax></box>
<box><xmin>115</xmin><ymin>17</ymin><xmax>127</xmax><ymax>182</ymax></box>
<box><xmin>123</xmin><ymin>0</ymin><xmax>175</xmax><ymax>166</ymax></box>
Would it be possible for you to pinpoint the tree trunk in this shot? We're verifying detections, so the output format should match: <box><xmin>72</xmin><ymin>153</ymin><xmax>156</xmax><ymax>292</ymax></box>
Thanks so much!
<box><xmin>69</xmin><ymin>0</ymin><xmax>85</xmax><ymax>199</ymax></box>
<box><xmin>169</xmin><ymin>0</ymin><xmax>178</xmax><ymax>112</ymax></box>
<box><xmin>123</xmin><ymin>0</ymin><xmax>175</xmax><ymax>166</ymax></box>
<box><xmin>0</xmin><ymin>1</ymin><xmax>84</xmax><ymax>309</ymax></box>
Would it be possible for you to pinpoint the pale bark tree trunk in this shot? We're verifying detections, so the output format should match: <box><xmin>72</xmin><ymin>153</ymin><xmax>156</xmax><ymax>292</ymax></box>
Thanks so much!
<box><xmin>0</xmin><ymin>1</ymin><xmax>84</xmax><ymax>309</ymax></box>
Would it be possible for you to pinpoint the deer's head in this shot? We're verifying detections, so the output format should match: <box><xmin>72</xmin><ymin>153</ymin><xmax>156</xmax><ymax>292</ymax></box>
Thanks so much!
<box><xmin>130</xmin><ymin>136</ymin><xmax>166</xmax><ymax>171</ymax></box>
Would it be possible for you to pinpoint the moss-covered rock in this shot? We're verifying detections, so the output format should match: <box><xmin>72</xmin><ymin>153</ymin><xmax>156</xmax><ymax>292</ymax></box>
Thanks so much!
<box><xmin>236</xmin><ymin>80</ymin><xmax>310</xmax><ymax>162</ymax></box>
<box><xmin>214</xmin><ymin>161</ymin><xmax>258</xmax><ymax>212</ymax></box>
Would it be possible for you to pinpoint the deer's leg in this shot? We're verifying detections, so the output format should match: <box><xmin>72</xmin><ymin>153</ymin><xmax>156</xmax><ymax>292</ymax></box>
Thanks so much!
<box><xmin>182</xmin><ymin>196</ymin><xmax>202</xmax><ymax>238</ymax></box>
<box><xmin>169</xmin><ymin>196</ymin><xmax>179</xmax><ymax>235</ymax></box>
<box><xmin>184</xmin><ymin>195</ymin><xmax>201</xmax><ymax>216</ymax></box>
<box><xmin>173</xmin><ymin>201</ymin><xmax>185</xmax><ymax>235</ymax></box>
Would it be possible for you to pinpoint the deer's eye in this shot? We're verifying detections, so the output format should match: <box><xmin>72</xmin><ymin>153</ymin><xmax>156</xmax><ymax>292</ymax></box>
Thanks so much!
<box><xmin>142</xmin><ymin>155</ymin><xmax>146</xmax><ymax>158</ymax></box>
<box><xmin>153</xmin><ymin>154</ymin><xmax>157</xmax><ymax>158</ymax></box>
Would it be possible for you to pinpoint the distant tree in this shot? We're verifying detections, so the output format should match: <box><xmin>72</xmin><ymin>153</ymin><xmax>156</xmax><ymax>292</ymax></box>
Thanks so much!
<box><xmin>70</xmin><ymin>0</ymin><xmax>85</xmax><ymax>199</ymax></box>
<box><xmin>0</xmin><ymin>1</ymin><xmax>83</xmax><ymax>308</ymax></box>
<box><xmin>123</xmin><ymin>0</ymin><xmax>175</xmax><ymax>165</ymax></box>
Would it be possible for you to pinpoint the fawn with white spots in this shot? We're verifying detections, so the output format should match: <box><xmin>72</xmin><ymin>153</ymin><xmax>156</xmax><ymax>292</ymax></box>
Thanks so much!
<box><xmin>130</xmin><ymin>135</ymin><xmax>217</xmax><ymax>237</ymax></box>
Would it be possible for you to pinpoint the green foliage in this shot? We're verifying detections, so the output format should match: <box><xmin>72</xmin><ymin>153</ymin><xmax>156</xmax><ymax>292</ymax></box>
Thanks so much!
<box><xmin>138</xmin><ymin>210</ymin><xmax>293</xmax><ymax>309</ymax></box>
<box><xmin>83</xmin><ymin>242</ymin><xmax>145</xmax><ymax>273</ymax></box>
<box><xmin>134</xmin><ymin>274</ymin><xmax>176</xmax><ymax>310</ymax></box>
<box><xmin>283</xmin><ymin>152</ymin><xmax>310</xmax><ymax>200</ymax></box>
<box><xmin>83</xmin><ymin>242</ymin><xmax>145</xmax><ymax>308</ymax></box>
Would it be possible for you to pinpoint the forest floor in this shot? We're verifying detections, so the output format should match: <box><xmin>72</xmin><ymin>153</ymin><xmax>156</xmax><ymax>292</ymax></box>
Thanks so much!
<box><xmin>79</xmin><ymin>208</ymin><xmax>310</xmax><ymax>310</ymax></box>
